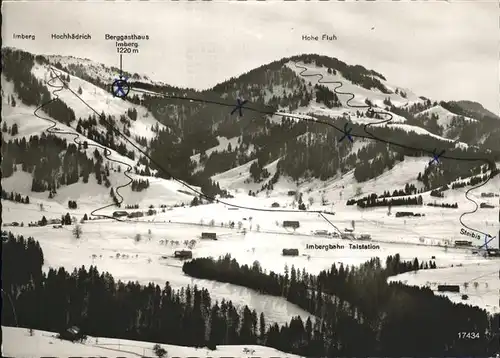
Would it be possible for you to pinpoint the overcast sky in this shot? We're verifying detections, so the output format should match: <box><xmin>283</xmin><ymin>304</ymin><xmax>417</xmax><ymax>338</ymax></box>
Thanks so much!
<box><xmin>3</xmin><ymin>0</ymin><xmax>499</xmax><ymax>114</ymax></box>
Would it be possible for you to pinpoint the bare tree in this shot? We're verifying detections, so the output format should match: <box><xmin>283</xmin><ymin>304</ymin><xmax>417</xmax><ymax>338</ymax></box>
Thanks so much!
<box><xmin>147</xmin><ymin>229</ymin><xmax>152</xmax><ymax>241</ymax></box>
<box><xmin>473</xmin><ymin>281</ymin><xmax>479</xmax><ymax>290</ymax></box>
<box><xmin>308</xmin><ymin>196</ymin><xmax>314</xmax><ymax>206</ymax></box>
<box><xmin>72</xmin><ymin>224</ymin><xmax>82</xmax><ymax>239</ymax></box>
<box><xmin>355</xmin><ymin>187</ymin><xmax>363</xmax><ymax>196</ymax></box>
<box><xmin>463</xmin><ymin>282</ymin><xmax>469</xmax><ymax>290</ymax></box>
<box><xmin>209</xmin><ymin>219</ymin><xmax>215</xmax><ymax>227</ymax></box>
<box><xmin>238</xmin><ymin>221</ymin><xmax>243</xmax><ymax>230</ymax></box>
<box><xmin>134</xmin><ymin>233</ymin><xmax>142</xmax><ymax>243</ymax></box>
<box><xmin>256</xmin><ymin>224</ymin><xmax>260</xmax><ymax>232</ymax></box>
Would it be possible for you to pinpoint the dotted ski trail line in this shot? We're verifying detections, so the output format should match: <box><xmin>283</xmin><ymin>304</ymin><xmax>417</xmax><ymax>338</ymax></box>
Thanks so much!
<box><xmin>34</xmin><ymin>67</ymin><xmax>134</xmax><ymax>222</ymax></box>
<box><xmin>293</xmin><ymin>62</ymin><xmax>497</xmax><ymax>239</ymax></box>
<box><xmin>130</xmin><ymin>64</ymin><xmax>497</xmax><ymax>239</ymax></box>
<box><xmin>47</xmin><ymin>68</ymin><xmax>347</xmax><ymax>236</ymax></box>
<box><xmin>49</xmin><ymin>64</ymin><xmax>495</xmax><ymax>239</ymax></box>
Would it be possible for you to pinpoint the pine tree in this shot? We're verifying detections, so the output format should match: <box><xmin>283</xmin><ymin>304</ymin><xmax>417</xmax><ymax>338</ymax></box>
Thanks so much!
<box><xmin>11</xmin><ymin>123</ymin><xmax>18</xmax><ymax>136</ymax></box>
<box><xmin>259</xmin><ymin>312</ymin><xmax>266</xmax><ymax>342</ymax></box>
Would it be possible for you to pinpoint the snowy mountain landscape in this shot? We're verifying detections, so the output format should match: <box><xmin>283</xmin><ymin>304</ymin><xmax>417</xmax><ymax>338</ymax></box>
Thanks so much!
<box><xmin>2</xmin><ymin>7</ymin><xmax>500</xmax><ymax>355</ymax></box>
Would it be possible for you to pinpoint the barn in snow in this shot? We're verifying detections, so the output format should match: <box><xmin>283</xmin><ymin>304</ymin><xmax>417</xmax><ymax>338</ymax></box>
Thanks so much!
<box><xmin>283</xmin><ymin>221</ymin><xmax>300</xmax><ymax>229</ymax></box>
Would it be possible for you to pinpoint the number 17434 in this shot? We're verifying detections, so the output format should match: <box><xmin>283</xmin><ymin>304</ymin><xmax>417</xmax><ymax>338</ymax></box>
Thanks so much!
<box><xmin>458</xmin><ymin>332</ymin><xmax>480</xmax><ymax>339</ymax></box>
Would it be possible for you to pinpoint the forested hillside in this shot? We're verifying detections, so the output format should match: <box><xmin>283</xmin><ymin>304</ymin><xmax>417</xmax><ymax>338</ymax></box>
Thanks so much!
<box><xmin>3</xmin><ymin>231</ymin><xmax>497</xmax><ymax>356</ymax></box>
<box><xmin>2</xmin><ymin>47</ymin><xmax>499</xmax><ymax>200</ymax></box>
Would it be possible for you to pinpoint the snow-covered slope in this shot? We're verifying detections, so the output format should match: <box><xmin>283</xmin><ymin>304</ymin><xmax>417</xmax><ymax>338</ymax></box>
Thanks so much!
<box><xmin>287</xmin><ymin>61</ymin><xmax>424</xmax><ymax>109</ymax></box>
<box><xmin>46</xmin><ymin>55</ymin><xmax>167</xmax><ymax>87</ymax></box>
<box><xmin>1</xmin><ymin>71</ymin><xmax>197</xmax><ymax>211</ymax></box>
<box><xmin>31</xmin><ymin>63</ymin><xmax>167</xmax><ymax>143</ymax></box>
<box><xmin>2</xmin><ymin>326</ymin><xmax>302</xmax><ymax>358</ymax></box>
<box><xmin>419</xmin><ymin>104</ymin><xmax>477</xmax><ymax>128</ymax></box>
<box><xmin>285</xmin><ymin>62</ymin><xmax>470</xmax><ymax>149</ymax></box>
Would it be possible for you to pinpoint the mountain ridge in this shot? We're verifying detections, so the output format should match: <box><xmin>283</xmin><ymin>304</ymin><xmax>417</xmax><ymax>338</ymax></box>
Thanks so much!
<box><xmin>1</xmin><ymin>48</ymin><xmax>499</xmax><ymax>212</ymax></box>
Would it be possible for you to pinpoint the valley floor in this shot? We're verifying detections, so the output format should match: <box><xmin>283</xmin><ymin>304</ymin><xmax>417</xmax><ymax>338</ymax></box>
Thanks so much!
<box><xmin>2</xmin><ymin>194</ymin><xmax>499</xmax><ymax>314</ymax></box>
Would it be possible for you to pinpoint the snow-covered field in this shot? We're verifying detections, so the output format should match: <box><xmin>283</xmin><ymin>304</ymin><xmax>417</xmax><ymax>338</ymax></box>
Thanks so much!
<box><xmin>3</xmin><ymin>180</ymin><xmax>499</xmax><ymax>314</ymax></box>
<box><xmin>2</xmin><ymin>326</ymin><xmax>302</xmax><ymax>358</ymax></box>
<box><xmin>389</xmin><ymin>262</ymin><xmax>499</xmax><ymax>314</ymax></box>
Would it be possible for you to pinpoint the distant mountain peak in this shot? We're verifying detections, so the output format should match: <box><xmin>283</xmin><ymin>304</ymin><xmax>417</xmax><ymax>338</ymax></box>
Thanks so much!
<box><xmin>454</xmin><ymin>100</ymin><xmax>499</xmax><ymax>120</ymax></box>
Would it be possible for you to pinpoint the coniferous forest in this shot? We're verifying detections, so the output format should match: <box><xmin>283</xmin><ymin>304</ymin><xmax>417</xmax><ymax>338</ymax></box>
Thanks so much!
<box><xmin>2</xmin><ymin>47</ymin><xmax>499</xmax><ymax>202</ymax></box>
<box><xmin>2</xmin><ymin>231</ymin><xmax>498</xmax><ymax>357</ymax></box>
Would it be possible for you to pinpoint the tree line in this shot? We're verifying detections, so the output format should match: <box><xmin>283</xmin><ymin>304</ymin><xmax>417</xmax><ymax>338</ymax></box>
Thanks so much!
<box><xmin>1</xmin><ymin>133</ymin><xmax>111</xmax><ymax>193</ymax></box>
<box><xmin>182</xmin><ymin>254</ymin><xmax>497</xmax><ymax>356</ymax></box>
<box><xmin>76</xmin><ymin>114</ymin><xmax>136</xmax><ymax>161</ymax></box>
<box><xmin>131</xmin><ymin>179</ymin><xmax>150</xmax><ymax>192</ymax></box>
<box><xmin>1</xmin><ymin>189</ymin><xmax>29</xmax><ymax>204</ymax></box>
<box><xmin>2</xmin><ymin>231</ymin><xmax>498</xmax><ymax>356</ymax></box>
<box><xmin>427</xmin><ymin>202</ymin><xmax>458</xmax><ymax>209</ymax></box>
<box><xmin>2</xmin><ymin>48</ymin><xmax>76</xmax><ymax>126</ymax></box>
<box><xmin>347</xmin><ymin>193</ymin><xmax>423</xmax><ymax>208</ymax></box>
<box><xmin>2</xmin><ymin>122</ymin><xmax>19</xmax><ymax>136</ymax></box>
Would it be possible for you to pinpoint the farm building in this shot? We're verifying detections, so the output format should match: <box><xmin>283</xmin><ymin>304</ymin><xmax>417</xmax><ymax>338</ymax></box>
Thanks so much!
<box><xmin>271</xmin><ymin>202</ymin><xmax>280</xmax><ymax>208</ymax></box>
<box><xmin>282</xmin><ymin>248</ymin><xmax>299</xmax><ymax>256</ymax></box>
<box><xmin>341</xmin><ymin>233</ymin><xmax>355</xmax><ymax>240</ymax></box>
<box><xmin>437</xmin><ymin>285</ymin><xmax>460</xmax><ymax>293</ymax></box>
<box><xmin>344</xmin><ymin>228</ymin><xmax>354</xmax><ymax>233</ymax></box>
<box><xmin>174</xmin><ymin>250</ymin><xmax>193</xmax><ymax>259</ymax></box>
<box><xmin>357</xmin><ymin>234</ymin><xmax>372</xmax><ymax>241</ymax></box>
<box><xmin>454</xmin><ymin>240</ymin><xmax>472</xmax><ymax>247</ymax></box>
<box><xmin>128</xmin><ymin>211</ymin><xmax>144</xmax><ymax>218</ymax></box>
<box><xmin>283</xmin><ymin>221</ymin><xmax>300</xmax><ymax>229</ymax></box>
<box><xmin>486</xmin><ymin>249</ymin><xmax>500</xmax><ymax>257</ymax></box>
<box><xmin>113</xmin><ymin>211</ymin><xmax>129</xmax><ymax>218</ymax></box>
<box><xmin>58</xmin><ymin>326</ymin><xmax>83</xmax><ymax>341</ymax></box>
<box><xmin>395</xmin><ymin>211</ymin><xmax>415</xmax><ymax>217</ymax></box>
<box><xmin>201</xmin><ymin>232</ymin><xmax>217</xmax><ymax>240</ymax></box>
<box><xmin>481</xmin><ymin>192</ymin><xmax>495</xmax><ymax>198</ymax></box>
